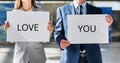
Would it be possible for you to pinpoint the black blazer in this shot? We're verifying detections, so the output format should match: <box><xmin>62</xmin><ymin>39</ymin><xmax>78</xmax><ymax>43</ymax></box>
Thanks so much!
<box><xmin>87</xmin><ymin>3</ymin><xmax>102</xmax><ymax>14</ymax></box>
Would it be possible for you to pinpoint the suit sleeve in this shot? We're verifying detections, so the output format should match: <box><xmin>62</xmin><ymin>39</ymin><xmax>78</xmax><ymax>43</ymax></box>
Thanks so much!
<box><xmin>54</xmin><ymin>8</ymin><xmax>67</xmax><ymax>47</ymax></box>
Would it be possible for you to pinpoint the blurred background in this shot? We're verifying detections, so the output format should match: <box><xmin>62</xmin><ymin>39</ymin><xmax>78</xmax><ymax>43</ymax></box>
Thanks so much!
<box><xmin>0</xmin><ymin>0</ymin><xmax>120</xmax><ymax>63</ymax></box>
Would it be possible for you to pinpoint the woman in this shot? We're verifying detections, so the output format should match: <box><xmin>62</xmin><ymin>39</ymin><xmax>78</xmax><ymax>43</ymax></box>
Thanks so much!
<box><xmin>4</xmin><ymin>0</ymin><xmax>54</xmax><ymax>63</ymax></box>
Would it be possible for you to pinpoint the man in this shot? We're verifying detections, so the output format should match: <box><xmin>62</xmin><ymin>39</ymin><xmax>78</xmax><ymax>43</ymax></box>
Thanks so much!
<box><xmin>54</xmin><ymin>0</ymin><xmax>113</xmax><ymax>63</ymax></box>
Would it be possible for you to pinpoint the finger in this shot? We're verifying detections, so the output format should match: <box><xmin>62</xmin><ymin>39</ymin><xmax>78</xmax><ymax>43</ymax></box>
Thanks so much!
<box><xmin>105</xmin><ymin>15</ymin><xmax>111</xmax><ymax>20</ymax></box>
<box><xmin>62</xmin><ymin>42</ymin><xmax>70</xmax><ymax>47</ymax></box>
<box><xmin>7</xmin><ymin>22</ymin><xmax>10</xmax><ymax>27</ymax></box>
<box><xmin>106</xmin><ymin>18</ymin><xmax>112</xmax><ymax>23</ymax></box>
<box><xmin>61</xmin><ymin>42</ymin><xmax>68</xmax><ymax>46</ymax></box>
<box><xmin>64</xmin><ymin>41</ymin><xmax>70</xmax><ymax>45</ymax></box>
<box><xmin>105</xmin><ymin>15</ymin><xmax>113</xmax><ymax>20</ymax></box>
<box><xmin>106</xmin><ymin>17</ymin><xmax>112</xmax><ymax>20</ymax></box>
<box><xmin>48</xmin><ymin>21</ymin><xmax>52</xmax><ymax>24</ymax></box>
<box><xmin>6</xmin><ymin>21</ymin><xmax>10</xmax><ymax>27</ymax></box>
<box><xmin>63</xmin><ymin>43</ymin><xmax>70</xmax><ymax>47</ymax></box>
<box><xmin>61</xmin><ymin>40</ymin><xmax>70</xmax><ymax>45</ymax></box>
<box><xmin>61</xmin><ymin>44</ymin><xmax>68</xmax><ymax>49</ymax></box>
<box><xmin>47</xmin><ymin>25</ymin><xmax>52</xmax><ymax>30</ymax></box>
<box><xmin>67</xmin><ymin>41</ymin><xmax>70</xmax><ymax>44</ymax></box>
<box><xmin>61</xmin><ymin>44</ymin><xmax>66</xmax><ymax>49</ymax></box>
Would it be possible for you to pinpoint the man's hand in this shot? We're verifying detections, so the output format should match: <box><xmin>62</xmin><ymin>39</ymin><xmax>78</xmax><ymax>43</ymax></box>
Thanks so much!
<box><xmin>60</xmin><ymin>39</ymin><xmax>70</xmax><ymax>49</ymax></box>
<box><xmin>105</xmin><ymin>15</ymin><xmax>113</xmax><ymax>26</ymax></box>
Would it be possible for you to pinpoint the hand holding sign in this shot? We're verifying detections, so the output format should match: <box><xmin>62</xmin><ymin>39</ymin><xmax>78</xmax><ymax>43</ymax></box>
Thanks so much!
<box><xmin>47</xmin><ymin>21</ymin><xmax>54</xmax><ymax>34</ymax></box>
<box><xmin>105</xmin><ymin>15</ymin><xmax>113</xmax><ymax>26</ymax></box>
<box><xmin>4</xmin><ymin>21</ymin><xmax>10</xmax><ymax>31</ymax></box>
<box><xmin>60</xmin><ymin>39</ymin><xmax>70</xmax><ymax>49</ymax></box>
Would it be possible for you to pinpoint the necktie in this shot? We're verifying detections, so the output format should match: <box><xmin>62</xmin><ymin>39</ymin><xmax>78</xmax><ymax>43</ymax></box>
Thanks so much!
<box><xmin>76</xmin><ymin>5</ymin><xmax>83</xmax><ymax>14</ymax></box>
<box><xmin>80</xmin><ymin>5</ymin><xmax>83</xmax><ymax>14</ymax></box>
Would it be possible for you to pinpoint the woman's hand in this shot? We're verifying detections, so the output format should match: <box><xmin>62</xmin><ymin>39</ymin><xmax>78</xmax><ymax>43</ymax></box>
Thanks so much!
<box><xmin>4</xmin><ymin>21</ymin><xmax>10</xmax><ymax>31</ymax></box>
<box><xmin>60</xmin><ymin>39</ymin><xmax>70</xmax><ymax>49</ymax></box>
<box><xmin>47</xmin><ymin>21</ymin><xmax>54</xmax><ymax>34</ymax></box>
<box><xmin>105</xmin><ymin>15</ymin><xmax>113</xmax><ymax>26</ymax></box>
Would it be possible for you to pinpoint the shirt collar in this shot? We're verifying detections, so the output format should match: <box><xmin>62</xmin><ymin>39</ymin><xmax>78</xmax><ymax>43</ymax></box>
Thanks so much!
<box><xmin>73</xmin><ymin>1</ymin><xmax>87</xmax><ymax>9</ymax></box>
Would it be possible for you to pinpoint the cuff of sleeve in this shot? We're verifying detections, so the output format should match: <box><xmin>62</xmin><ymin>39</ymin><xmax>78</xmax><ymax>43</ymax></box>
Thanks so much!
<box><xmin>56</xmin><ymin>36</ymin><xmax>67</xmax><ymax>50</ymax></box>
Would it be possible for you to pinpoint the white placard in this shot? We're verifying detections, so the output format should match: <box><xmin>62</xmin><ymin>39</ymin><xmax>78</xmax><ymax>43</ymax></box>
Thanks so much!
<box><xmin>7</xmin><ymin>11</ymin><xmax>50</xmax><ymax>42</ymax></box>
<box><xmin>67</xmin><ymin>15</ymin><xmax>108</xmax><ymax>44</ymax></box>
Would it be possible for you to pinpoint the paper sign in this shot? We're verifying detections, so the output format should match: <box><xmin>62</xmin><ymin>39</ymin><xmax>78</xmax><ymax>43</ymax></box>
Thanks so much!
<box><xmin>67</xmin><ymin>15</ymin><xmax>108</xmax><ymax>44</ymax></box>
<box><xmin>7</xmin><ymin>11</ymin><xmax>50</xmax><ymax>42</ymax></box>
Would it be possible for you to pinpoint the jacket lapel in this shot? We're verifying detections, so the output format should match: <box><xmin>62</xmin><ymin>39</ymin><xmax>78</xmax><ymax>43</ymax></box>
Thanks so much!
<box><xmin>64</xmin><ymin>2</ymin><xmax>76</xmax><ymax>39</ymax></box>
<box><xmin>69</xmin><ymin>2</ymin><xmax>76</xmax><ymax>15</ymax></box>
<box><xmin>86</xmin><ymin>3</ymin><xmax>91</xmax><ymax>14</ymax></box>
<box><xmin>86</xmin><ymin>3</ymin><xmax>95</xmax><ymax>14</ymax></box>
